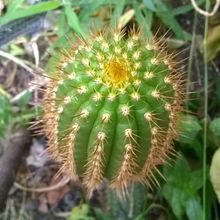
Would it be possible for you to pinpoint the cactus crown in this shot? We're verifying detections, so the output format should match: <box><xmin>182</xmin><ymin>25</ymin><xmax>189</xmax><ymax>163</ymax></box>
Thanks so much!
<box><xmin>43</xmin><ymin>28</ymin><xmax>184</xmax><ymax>196</ymax></box>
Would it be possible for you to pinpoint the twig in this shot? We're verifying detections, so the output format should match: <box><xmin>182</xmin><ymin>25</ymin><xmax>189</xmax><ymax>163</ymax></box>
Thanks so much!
<box><xmin>0</xmin><ymin>50</ymin><xmax>34</xmax><ymax>74</ymax></box>
<box><xmin>191</xmin><ymin>0</ymin><xmax>220</xmax><ymax>16</ymax></box>
<box><xmin>202</xmin><ymin>1</ymin><xmax>209</xmax><ymax>219</ymax></box>
<box><xmin>0</xmin><ymin>50</ymin><xmax>44</xmax><ymax>75</ymax></box>
<box><xmin>14</xmin><ymin>176</ymin><xmax>70</xmax><ymax>193</ymax></box>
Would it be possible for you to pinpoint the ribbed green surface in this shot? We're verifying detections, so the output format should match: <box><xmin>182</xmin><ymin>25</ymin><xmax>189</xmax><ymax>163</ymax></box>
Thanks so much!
<box><xmin>44</xmin><ymin>31</ymin><xmax>183</xmax><ymax>192</ymax></box>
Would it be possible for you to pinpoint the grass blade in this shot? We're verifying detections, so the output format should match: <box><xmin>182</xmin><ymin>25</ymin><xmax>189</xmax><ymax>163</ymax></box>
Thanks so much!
<box><xmin>0</xmin><ymin>0</ymin><xmax>61</xmax><ymax>25</ymax></box>
<box><xmin>64</xmin><ymin>1</ymin><xmax>85</xmax><ymax>38</ymax></box>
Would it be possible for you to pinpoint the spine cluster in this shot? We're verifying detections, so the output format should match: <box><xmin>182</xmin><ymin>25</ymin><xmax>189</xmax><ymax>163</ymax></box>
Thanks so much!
<box><xmin>43</xmin><ymin>29</ymin><xmax>185</xmax><ymax>195</ymax></box>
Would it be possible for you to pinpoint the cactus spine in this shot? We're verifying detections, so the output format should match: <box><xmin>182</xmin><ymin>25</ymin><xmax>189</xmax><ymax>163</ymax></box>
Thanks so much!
<box><xmin>43</xmin><ymin>29</ymin><xmax>184</xmax><ymax>195</ymax></box>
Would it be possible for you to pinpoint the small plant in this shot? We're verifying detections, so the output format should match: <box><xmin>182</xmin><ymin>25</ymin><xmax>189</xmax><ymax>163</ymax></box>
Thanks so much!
<box><xmin>0</xmin><ymin>90</ymin><xmax>11</xmax><ymax>137</ymax></box>
<box><xmin>43</xmin><ymin>28</ymin><xmax>185</xmax><ymax>195</ymax></box>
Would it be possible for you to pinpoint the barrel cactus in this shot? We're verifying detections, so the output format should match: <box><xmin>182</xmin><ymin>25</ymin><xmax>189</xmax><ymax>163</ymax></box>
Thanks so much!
<box><xmin>43</xmin><ymin>29</ymin><xmax>184</xmax><ymax>196</ymax></box>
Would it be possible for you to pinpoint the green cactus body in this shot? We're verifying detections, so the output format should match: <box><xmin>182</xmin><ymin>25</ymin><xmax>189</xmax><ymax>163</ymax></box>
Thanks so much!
<box><xmin>43</xmin><ymin>29</ymin><xmax>184</xmax><ymax>195</ymax></box>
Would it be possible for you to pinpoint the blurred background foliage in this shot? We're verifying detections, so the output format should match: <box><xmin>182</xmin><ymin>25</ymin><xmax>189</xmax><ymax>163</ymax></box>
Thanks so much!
<box><xmin>0</xmin><ymin>0</ymin><xmax>220</xmax><ymax>220</ymax></box>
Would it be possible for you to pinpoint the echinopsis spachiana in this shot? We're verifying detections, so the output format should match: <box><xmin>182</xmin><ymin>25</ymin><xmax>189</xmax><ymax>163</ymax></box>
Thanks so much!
<box><xmin>43</xmin><ymin>28</ymin><xmax>185</xmax><ymax>196</ymax></box>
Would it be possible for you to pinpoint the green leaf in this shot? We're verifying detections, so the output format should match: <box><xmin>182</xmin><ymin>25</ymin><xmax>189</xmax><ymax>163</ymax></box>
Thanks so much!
<box><xmin>93</xmin><ymin>208</ymin><xmax>112</xmax><ymax>220</ymax></box>
<box><xmin>134</xmin><ymin>3</ymin><xmax>152</xmax><ymax>37</ymax></box>
<box><xmin>0</xmin><ymin>90</ymin><xmax>12</xmax><ymax>137</ymax></box>
<box><xmin>190</xmin><ymin>169</ymin><xmax>203</xmax><ymax>191</ymax></box>
<box><xmin>209</xmin><ymin>117</ymin><xmax>220</xmax><ymax>146</ymax></box>
<box><xmin>68</xmin><ymin>204</ymin><xmax>95</xmax><ymax>220</ymax></box>
<box><xmin>171</xmin><ymin>0</ymin><xmax>205</xmax><ymax>15</ymax></box>
<box><xmin>64</xmin><ymin>2</ymin><xmax>85</xmax><ymax>38</ymax></box>
<box><xmin>10</xmin><ymin>44</ymin><xmax>25</xmax><ymax>56</ymax></box>
<box><xmin>156</xmin><ymin>11</ymin><xmax>190</xmax><ymax>40</ymax></box>
<box><xmin>106</xmin><ymin>183</ymin><xmax>146</xmax><ymax>220</ymax></box>
<box><xmin>186</xmin><ymin>198</ymin><xmax>203</xmax><ymax>220</ymax></box>
<box><xmin>143</xmin><ymin>0</ymin><xmax>157</xmax><ymax>11</ymax></box>
<box><xmin>163</xmin><ymin>159</ymin><xmax>203</xmax><ymax>219</ymax></box>
<box><xmin>210</xmin><ymin>117</ymin><xmax>220</xmax><ymax>140</ymax></box>
<box><xmin>7</xmin><ymin>0</ymin><xmax>24</xmax><ymax>13</ymax></box>
<box><xmin>79</xmin><ymin>0</ymin><xmax>105</xmax><ymax>22</ymax></box>
<box><xmin>152</xmin><ymin>0</ymin><xmax>191</xmax><ymax>40</ymax></box>
<box><xmin>178</xmin><ymin>114</ymin><xmax>202</xmax><ymax>144</ymax></box>
<box><xmin>163</xmin><ymin>185</ymin><xmax>185</xmax><ymax>219</ymax></box>
<box><xmin>57</xmin><ymin>10</ymin><xmax>68</xmax><ymax>38</ymax></box>
<box><xmin>110</xmin><ymin>0</ymin><xmax>126</xmax><ymax>27</ymax></box>
<box><xmin>72</xmin><ymin>0</ymin><xmax>107</xmax><ymax>7</ymax></box>
<box><xmin>7</xmin><ymin>0</ymin><xmax>25</xmax><ymax>14</ymax></box>
<box><xmin>15</xmin><ymin>90</ymin><xmax>32</xmax><ymax>108</ymax></box>
<box><xmin>0</xmin><ymin>0</ymin><xmax>61</xmax><ymax>25</ymax></box>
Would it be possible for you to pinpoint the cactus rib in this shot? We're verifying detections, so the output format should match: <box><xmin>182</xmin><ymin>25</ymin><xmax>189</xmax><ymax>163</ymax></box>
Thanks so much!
<box><xmin>43</xmin><ymin>29</ymin><xmax>185</xmax><ymax>195</ymax></box>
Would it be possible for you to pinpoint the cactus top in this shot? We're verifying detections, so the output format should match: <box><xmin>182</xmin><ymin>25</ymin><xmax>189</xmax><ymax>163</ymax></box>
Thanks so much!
<box><xmin>43</xmin><ymin>29</ymin><xmax>184</xmax><ymax>196</ymax></box>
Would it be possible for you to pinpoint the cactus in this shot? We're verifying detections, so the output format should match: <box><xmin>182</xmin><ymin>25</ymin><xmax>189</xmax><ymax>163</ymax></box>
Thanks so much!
<box><xmin>43</xmin><ymin>29</ymin><xmax>184</xmax><ymax>196</ymax></box>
